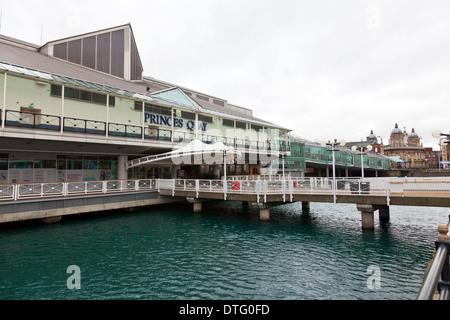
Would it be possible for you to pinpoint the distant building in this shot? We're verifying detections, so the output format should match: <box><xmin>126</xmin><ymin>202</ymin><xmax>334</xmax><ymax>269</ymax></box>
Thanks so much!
<box><xmin>346</xmin><ymin>130</ymin><xmax>384</xmax><ymax>154</ymax></box>
<box><xmin>383</xmin><ymin>124</ymin><xmax>431</xmax><ymax>169</ymax></box>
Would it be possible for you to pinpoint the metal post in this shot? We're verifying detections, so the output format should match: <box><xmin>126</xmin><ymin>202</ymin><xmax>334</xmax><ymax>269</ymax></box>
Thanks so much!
<box><xmin>1</xmin><ymin>72</ymin><xmax>7</xmax><ymax>129</ymax></box>
<box><xmin>361</xmin><ymin>151</ymin><xmax>365</xmax><ymax>178</ymax></box>
<box><xmin>332</xmin><ymin>144</ymin><xmax>336</xmax><ymax>204</ymax></box>
<box><xmin>417</xmin><ymin>223</ymin><xmax>450</xmax><ymax>300</ymax></box>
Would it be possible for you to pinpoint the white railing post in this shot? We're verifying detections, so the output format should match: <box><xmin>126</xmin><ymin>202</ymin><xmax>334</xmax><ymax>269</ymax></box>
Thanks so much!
<box><xmin>64</xmin><ymin>182</ymin><xmax>68</xmax><ymax>197</ymax></box>
<box><xmin>135</xmin><ymin>180</ymin><xmax>139</xmax><ymax>191</ymax></box>
<box><xmin>256</xmin><ymin>181</ymin><xmax>260</xmax><ymax>203</ymax></box>
<box><xmin>172</xmin><ymin>179</ymin><xmax>175</xmax><ymax>197</ymax></box>
<box><xmin>195</xmin><ymin>179</ymin><xmax>199</xmax><ymax>199</ymax></box>
<box><xmin>14</xmin><ymin>184</ymin><xmax>18</xmax><ymax>201</ymax></box>
<box><xmin>386</xmin><ymin>179</ymin><xmax>390</xmax><ymax>206</ymax></box>
<box><xmin>224</xmin><ymin>180</ymin><xmax>227</xmax><ymax>200</ymax></box>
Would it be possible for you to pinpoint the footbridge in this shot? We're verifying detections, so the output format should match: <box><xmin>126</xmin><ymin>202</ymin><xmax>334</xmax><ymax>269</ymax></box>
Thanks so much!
<box><xmin>1</xmin><ymin>176</ymin><xmax>450</xmax><ymax>228</ymax></box>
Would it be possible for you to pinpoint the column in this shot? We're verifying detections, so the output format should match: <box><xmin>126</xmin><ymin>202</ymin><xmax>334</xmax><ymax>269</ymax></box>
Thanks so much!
<box><xmin>377</xmin><ymin>205</ymin><xmax>390</xmax><ymax>221</ymax></box>
<box><xmin>193</xmin><ymin>201</ymin><xmax>202</xmax><ymax>213</ymax></box>
<box><xmin>302</xmin><ymin>202</ymin><xmax>310</xmax><ymax>211</ymax></box>
<box><xmin>118</xmin><ymin>155</ymin><xmax>128</xmax><ymax>180</ymax></box>
<box><xmin>1</xmin><ymin>72</ymin><xmax>7</xmax><ymax>129</ymax></box>
<box><xmin>357</xmin><ymin>204</ymin><xmax>375</xmax><ymax>229</ymax></box>
<box><xmin>260</xmin><ymin>207</ymin><xmax>270</xmax><ymax>222</ymax></box>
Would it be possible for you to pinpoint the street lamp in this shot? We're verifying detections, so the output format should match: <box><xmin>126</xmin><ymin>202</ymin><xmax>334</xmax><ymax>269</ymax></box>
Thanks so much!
<box><xmin>320</xmin><ymin>139</ymin><xmax>346</xmax><ymax>203</ymax></box>
<box><xmin>432</xmin><ymin>130</ymin><xmax>450</xmax><ymax>170</ymax></box>
<box><xmin>279</xmin><ymin>151</ymin><xmax>292</xmax><ymax>179</ymax></box>
<box><xmin>351</xmin><ymin>145</ymin><xmax>373</xmax><ymax>178</ymax></box>
<box><xmin>432</xmin><ymin>130</ymin><xmax>450</xmax><ymax>139</ymax></box>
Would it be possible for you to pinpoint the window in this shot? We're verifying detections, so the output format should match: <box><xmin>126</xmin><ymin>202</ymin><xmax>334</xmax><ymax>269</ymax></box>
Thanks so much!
<box><xmin>67</xmin><ymin>156</ymin><xmax>83</xmax><ymax>170</ymax></box>
<box><xmin>82</xmin><ymin>36</ymin><xmax>96</xmax><ymax>69</ymax></box>
<box><xmin>51</xmin><ymin>85</ymin><xmax>114</xmax><ymax>106</ymax></box>
<box><xmin>97</xmin><ymin>33</ymin><xmax>111</xmax><ymax>74</ymax></box>
<box><xmin>213</xmin><ymin>99</ymin><xmax>225</xmax><ymax>107</ymax></box>
<box><xmin>92</xmin><ymin>93</ymin><xmax>107</xmax><ymax>105</ymax></box>
<box><xmin>236</xmin><ymin>121</ymin><xmax>246</xmax><ymax>130</ymax></box>
<box><xmin>199</xmin><ymin>115</ymin><xmax>213</xmax><ymax>124</ymax></box>
<box><xmin>57</xmin><ymin>156</ymin><xmax>67</xmax><ymax>170</ymax></box>
<box><xmin>223</xmin><ymin>119</ymin><xmax>234</xmax><ymax>127</ymax></box>
<box><xmin>181</xmin><ymin>111</ymin><xmax>195</xmax><ymax>120</ymax></box>
<box><xmin>51</xmin><ymin>85</ymin><xmax>62</xmax><ymax>97</ymax></box>
<box><xmin>252</xmin><ymin>125</ymin><xmax>263</xmax><ymax>132</ymax></box>
<box><xmin>54</xmin><ymin>43</ymin><xmax>67</xmax><ymax>60</ymax></box>
<box><xmin>65</xmin><ymin>87</ymin><xmax>80</xmax><ymax>100</ymax></box>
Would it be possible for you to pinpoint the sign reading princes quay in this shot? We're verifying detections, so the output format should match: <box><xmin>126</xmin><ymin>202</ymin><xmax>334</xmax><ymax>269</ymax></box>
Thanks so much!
<box><xmin>144</xmin><ymin>113</ymin><xmax>208</xmax><ymax>132</ymax></box>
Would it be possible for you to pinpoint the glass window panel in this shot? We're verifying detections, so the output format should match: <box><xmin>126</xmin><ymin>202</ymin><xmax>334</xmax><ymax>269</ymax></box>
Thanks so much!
<box><xmin>68</xmin><ymin>156</ymin><xmax>83</xmax><ymax>170</ymax></box>
<box><xmin>223</xmin><ymin>119</ymin><xmax>234</xmax><ymax>127</ymax></box>
<box><xmin>111</xmin><ymin>30</ymin><xmax>124</xmax><ymax>78</ymax></box>
<box><xmin>109</xmin><ymin>96</ymin><xmax>116</xmax><ymax>107</ymax></box>
<box><xmin>57</xmin><ymin>156</ymin><xmax>67</xmax><ymax>170</ymax></box>
<box><xmin>236</xmin><ymin>121</ymin><xmax>246</xmax><ymax>130</ymax></box>
<box><xmin>0</xmin><ymin>159</ymin><xmax>8</xmax><ymax>170</ymax></box>
<box><xmin>9</xmin><ymin>160</ymin><xmax>33</xmax><ymax>169</ymax></box>
<box><xmin>97</xmin><ymin>33</ymin><xmax>111</xmax><ymax>74</ymax></box>
<box><xmin>80</xmin><ymin>90</ymin><xmax>92</xmax><ymax>102</ymax></box>
<box><xmin>68</xmin><ymin>39</ymin><xmax>82</xmax><ymax>64</ymax></box>
<box><xmin>65</xmin><ymin>87</ymin><xmax>80</xmax><ymax>100</ymax></box>
<box><xmin>92</xmin><ymin>93</ymin><xmax>107</xmax><ymax>105</ymax></box>
<box><xmin>84</xmin><ymin>160</ymin><xmax>98</xmax><ymax>170</ymax></box>
<box><xmin>82</xmin><ymin>36</ymin><xmax>96</xmax><ymax>69</ymax></box>
<box><xmin>54</xmin><ymin>42</ymin><xmax>67</xmax><ymax>60</ymax></box>
<box><xmin>181</xmin><ymin>111</ymin><xmax>195</xmax><ymax>120</ymax></box>
<box><xmin>51</xmin><ymin>85</ymin><xmax>62</xmax><ymax>97</ymax></box>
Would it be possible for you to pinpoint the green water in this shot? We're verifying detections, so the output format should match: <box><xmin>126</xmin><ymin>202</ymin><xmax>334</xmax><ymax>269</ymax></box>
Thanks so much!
<box><xmin>0</xmin><ymin>201</ymin><xmax>447</xmax><ymax>300</ymax></box>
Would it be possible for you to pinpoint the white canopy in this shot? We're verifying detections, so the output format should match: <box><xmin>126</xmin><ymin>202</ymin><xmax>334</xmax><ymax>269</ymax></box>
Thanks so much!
<box><xmin>125</xmin><ymin>139</ymin><xmax>240</xmax><ymax>169</ymax></box>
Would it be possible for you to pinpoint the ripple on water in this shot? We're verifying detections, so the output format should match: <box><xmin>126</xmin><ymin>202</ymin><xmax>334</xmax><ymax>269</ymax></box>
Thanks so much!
<box><xmin>0</xmin><ymin>202</ymin><xmax>446</xmax><ymax>300</ymax></box>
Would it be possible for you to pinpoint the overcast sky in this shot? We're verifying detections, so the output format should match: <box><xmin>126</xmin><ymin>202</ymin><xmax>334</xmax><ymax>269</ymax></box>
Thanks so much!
<box><xmin>1</xmin><ymin>0</ymin><xmax>449</xmax><ymax>149</ymax></box>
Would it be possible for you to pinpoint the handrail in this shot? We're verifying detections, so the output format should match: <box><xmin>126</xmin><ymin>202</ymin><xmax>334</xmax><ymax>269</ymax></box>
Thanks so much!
<box><xmin>2</xmin><ymin>177</ymin><xmax>450</xmax><ymax>203</ymax></box>
<box><xmin>0</xmin><ymin>179</ymin><xmax>158</xmax><ymax>202</ymax></box>
<box><xmin>417</xmin><ymin>217</ymin><xmax>450</xmax><ymax>300</ymax></box>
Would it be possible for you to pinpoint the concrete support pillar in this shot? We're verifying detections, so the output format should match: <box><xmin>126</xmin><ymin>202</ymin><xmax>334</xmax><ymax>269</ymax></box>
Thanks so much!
<box><xmin>118</xmin><ymin>155</ymin><xmax>128</xmax><ymax>180</ymax></box>
<box><xmin>377</xmin><ymin>205</ymin><xmax>390</xmax><ymax>221</ymax></box>
<box><xmin>193</xmin><ymin>202</ymin><xmax>202</xmax><ymax>213</ymax></box>
<box><xmin>302</xmin><ymin>202</ymin><xmax>310</xmax><ymax>211</ymax></box>
<box><xmin>357</xmin><ymin>204</ymin><xmax>375</xmax><ymax>229</ymax></box>
<box><xmin>260</xmin><ymin>208</ymin><xmax>270</xmax><ymax>222</ymax></box>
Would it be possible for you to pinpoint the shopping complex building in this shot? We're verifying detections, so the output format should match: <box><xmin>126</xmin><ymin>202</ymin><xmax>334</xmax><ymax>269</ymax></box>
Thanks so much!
<box><xmin>0</xmin><ymin>24</ymin><xmax>392</xmax><ymax>185</ymax></box>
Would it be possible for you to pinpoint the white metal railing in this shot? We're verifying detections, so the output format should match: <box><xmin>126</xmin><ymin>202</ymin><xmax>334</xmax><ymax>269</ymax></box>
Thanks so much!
<box><xmin>1</xmin><ymin>177</ymin><xmax>450</xmax><ymax>204</ymax></box>
<box><xmin>0</xmin><ymin>179</ymin><xmax>158</xmax><ymax>201</ymax></box>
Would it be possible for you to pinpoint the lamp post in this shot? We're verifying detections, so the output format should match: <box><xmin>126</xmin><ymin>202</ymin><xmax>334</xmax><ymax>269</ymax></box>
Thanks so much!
<box><xmin>279</xmin><ymin>151</ymin><xmax>292</xmax><ymax>180</ymax></box>
<box><xmin>432</xmin><ymin>130</ymin><xmax>450</xmax><ymax>170</ymax></box>
<box><xmin>351</xmin><ymin>145</ymin><xmax>373</xmax><ymax>178</ymax></box>
<box><xmin>321</xmin><ymin>139</ymin><xmax>346</xmax><ymax>203</ymax></box>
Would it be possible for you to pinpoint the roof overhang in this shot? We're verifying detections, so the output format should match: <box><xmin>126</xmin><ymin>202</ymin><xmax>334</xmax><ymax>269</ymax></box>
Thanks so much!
<box><xmin>126</xmin><ymin>139</ymin><xmax>242</xmax><ymax>169</ymax></box>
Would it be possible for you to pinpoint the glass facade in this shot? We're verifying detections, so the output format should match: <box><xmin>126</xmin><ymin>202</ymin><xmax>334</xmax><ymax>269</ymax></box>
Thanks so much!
<box><xmin>50</xmin><ymin>27</ymin><xmax>143</xmax><ymax>81</ymax></box>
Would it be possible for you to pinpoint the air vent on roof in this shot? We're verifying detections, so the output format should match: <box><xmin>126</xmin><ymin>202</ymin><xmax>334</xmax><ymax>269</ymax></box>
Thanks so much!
<box><xmin>196</xmin><ymin>94</ymin><xmax>209</xmax><ymax>102</ymax></box>
<box><xmin>213</xmin><ymin>99</ymin><xmax>225</xmax><ymax>107</ymax></box>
